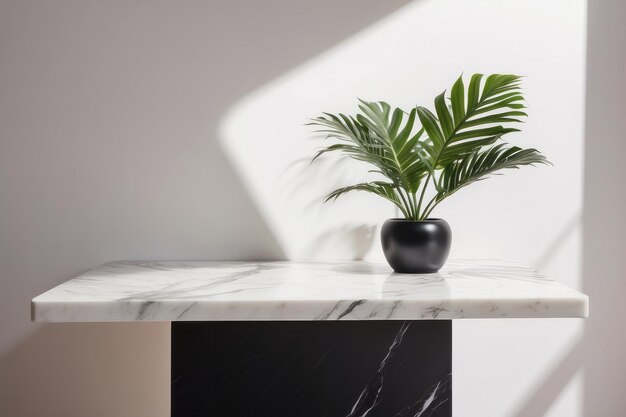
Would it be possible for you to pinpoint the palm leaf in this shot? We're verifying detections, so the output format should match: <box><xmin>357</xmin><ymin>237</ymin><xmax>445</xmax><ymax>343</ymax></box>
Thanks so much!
<box><xmin>355</xmin><ymin>100</ymin><xmax>427</xmax><ymax>194</ymax></box>
<box><xmin>324</xmin><ymin>181</ymin><xmax>410</xmax><ymax>218</ymax></box>
<box><xmin>309</xmin><ymin>100</ymin><xmax>429</xmax><ymax>218</ymax></box>
<box><xmin>308</xmin><ymin>74</ymin><xmax>550</xmax><ymax>220</ymax></box>
<box><xmin>421</xmin><ymin>144</ymin><xmax>550</xmax><ymax>218</ymax></box>
<box><xmin>416</xmin><ymin>74</ymin><xmax>527</xmax><ymax>171</ymax></box>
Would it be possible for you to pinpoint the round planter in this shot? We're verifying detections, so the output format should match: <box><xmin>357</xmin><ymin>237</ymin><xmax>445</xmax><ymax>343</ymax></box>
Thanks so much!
<box><xmin>380</xmin><ymin>218</ymin><xmax>452</xmax><ymax>274</ymax></box>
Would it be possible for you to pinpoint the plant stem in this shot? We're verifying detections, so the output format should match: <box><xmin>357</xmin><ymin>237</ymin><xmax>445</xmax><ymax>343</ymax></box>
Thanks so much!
<box><xmin>404</xmin><ymin>188</ymin><xmax>417</xmax><ymax>219</ymax></box>
<box><xmin>423</xmin><ymin>203</ymin><xmax>439</xmax><ymax>219</ymax></box>
<box><xmin>416</xmin><ymin>173</ymin><xmax>431</xmax><ymax>220</ymax></box>
<box><xmin>395</xmin><ymin>202</ymin><xmax>410</xmax><ymax>219</ymax></box>
<box><xmin>396</xmin><ymin>188</ymin><xmax>413</xmax><ymax>219</ymax></box>
<box><xmin>422</xmin><ymin>196</ymin><xmax>442</xmax><ymax>219</ymax></box>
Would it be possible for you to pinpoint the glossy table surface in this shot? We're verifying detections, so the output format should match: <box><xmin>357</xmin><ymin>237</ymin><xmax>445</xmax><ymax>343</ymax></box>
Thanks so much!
<box><xmin>31</xmin><ymin>259</ymin><xmax>589</xmax><ymax>322</ymax></box>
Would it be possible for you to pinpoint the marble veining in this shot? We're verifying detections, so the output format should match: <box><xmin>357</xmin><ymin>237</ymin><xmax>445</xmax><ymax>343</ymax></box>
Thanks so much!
<box><xmin>347</xmin><ymin>322</ymin><xmax>411</xmax><ymax>417</ymax></box>
<box><xmin>171</xmin><ymin>320</ymin><xmax>452</xmax><ymax>416</ymax></box>
<box><xmin>346</xmin><ymin>322</ymin><xmax>449</xmax><ymax>417</ymax></box>
<box><xmin>31</xmin><ymin>259</ymin><xmax>589</xmax><ymax>322</ymax></box>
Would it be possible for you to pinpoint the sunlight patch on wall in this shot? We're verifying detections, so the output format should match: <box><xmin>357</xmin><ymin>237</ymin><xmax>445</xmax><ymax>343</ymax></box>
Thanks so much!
<box><xmin>219</xmin><ymin>0</ymin><xmax>584</xmax><ymax>263</ymax></box>
<box><xmin>219</xmin><ymin>0</ymin><xmax>586</xmax><ymax>415</ymax></box>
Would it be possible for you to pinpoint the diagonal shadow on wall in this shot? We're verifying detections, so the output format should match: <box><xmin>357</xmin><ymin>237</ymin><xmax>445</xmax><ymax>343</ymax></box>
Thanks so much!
<box><xmin>0</xmin><ymin>1</ymin><xmax>410</xmax><ymax>416</ymax></box>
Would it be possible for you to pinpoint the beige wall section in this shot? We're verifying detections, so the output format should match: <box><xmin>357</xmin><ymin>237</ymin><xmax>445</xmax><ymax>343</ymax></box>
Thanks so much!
<box><xmin>0</xmin><ymin>323</ymin><xmax>169</xmax><ymax>416</ymax></box>
<box><xmin>583</xmin><ymin>0</ymin><xmax>626</xmax><ymax>415</ymax></box>
<box><xmin>0</xmin><ymin>1</ymin><xmax>409</xmax><ymax>416</ymax></box>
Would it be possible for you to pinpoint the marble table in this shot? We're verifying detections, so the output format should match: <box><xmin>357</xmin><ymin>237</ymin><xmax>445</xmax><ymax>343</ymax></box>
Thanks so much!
<box><xmin>32</xmin><ymin>259</ymin><xmax>588</xmax><ymax>417</ymax></box>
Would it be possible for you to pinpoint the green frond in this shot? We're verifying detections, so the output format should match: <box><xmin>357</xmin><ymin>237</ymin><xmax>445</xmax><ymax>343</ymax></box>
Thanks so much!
<box><xmin>308</xmin><ymin>73</ymin><xmax>550</xmax><ymax>221</ymax></box>
<box><xmin>417</xmin><ymin>73</ymin><xmax>528</xmax><ymax>169</ymax></box>
<box><xmin>436</xmin><ymin>144</ymin><xmax>550</xmax><ymax>202</ymax></box>
<box><xmin>325</xmin><ymin>181</ymin><xmax>410</xmax><ymax>218</ymax></box>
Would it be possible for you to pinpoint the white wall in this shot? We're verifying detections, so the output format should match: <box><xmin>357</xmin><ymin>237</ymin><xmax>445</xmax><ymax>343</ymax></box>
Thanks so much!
<box><xmin>1</xmin><ymin>0</ymin><xmax>616</xmax><ymax>416</ymax></box>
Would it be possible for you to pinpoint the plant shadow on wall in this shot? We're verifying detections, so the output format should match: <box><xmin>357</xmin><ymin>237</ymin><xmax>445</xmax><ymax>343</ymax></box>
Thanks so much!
<box><xmin>309</xmin><ymin>74</ymin><xmax>550</xmax><ymax>273</ymax></box>
<box><xmin>280</xmin><ymin>157</ymin><xmax>380</xmax><ymax>259</ymax></box>
<box><xmin>302</xmin><ymin>224</ymin><xmax>377</xmax><ymax>260</ymax></box>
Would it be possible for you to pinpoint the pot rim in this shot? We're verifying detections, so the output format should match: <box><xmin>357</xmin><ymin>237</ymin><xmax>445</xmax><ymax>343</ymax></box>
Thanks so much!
<box><xmin>385</xmin><ymin>218</ymin><xmax>446</xmax><ymax>223</ymax></box>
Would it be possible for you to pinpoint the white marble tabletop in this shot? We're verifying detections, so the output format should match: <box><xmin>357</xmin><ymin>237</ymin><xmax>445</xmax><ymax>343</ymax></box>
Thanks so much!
<box><xmin>31</xmin><ymin>260</ymin><xmax>588</xmax><ymax>322</ymax></box>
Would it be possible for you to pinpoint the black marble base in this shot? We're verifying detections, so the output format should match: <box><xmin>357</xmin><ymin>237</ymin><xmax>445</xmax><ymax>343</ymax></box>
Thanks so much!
<box><xmin>171</xmin><ymin>321</ymin><xmax>452</xmax><ymax>417</ymax></box>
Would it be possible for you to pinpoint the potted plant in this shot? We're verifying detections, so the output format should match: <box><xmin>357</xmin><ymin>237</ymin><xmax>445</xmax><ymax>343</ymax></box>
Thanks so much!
<box><xmin>309</xmin><ymin>74</ymin><xmax>549</xmax><ymax>273</ymax></box>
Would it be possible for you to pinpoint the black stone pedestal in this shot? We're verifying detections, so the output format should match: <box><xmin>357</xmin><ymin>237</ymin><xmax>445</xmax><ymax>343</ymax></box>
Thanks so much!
<box><xmin>172</xmin><ymin>321</ymin><xmax>452</xmax><ymax>417</ymax></box>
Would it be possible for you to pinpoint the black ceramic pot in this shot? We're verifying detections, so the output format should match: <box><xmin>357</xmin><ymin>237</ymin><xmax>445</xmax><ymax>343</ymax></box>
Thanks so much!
<box><xmin>381</xmin><ymin>218</ymin><xmax>452</xmax><ymax>274</ymax></box>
